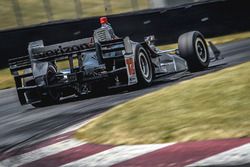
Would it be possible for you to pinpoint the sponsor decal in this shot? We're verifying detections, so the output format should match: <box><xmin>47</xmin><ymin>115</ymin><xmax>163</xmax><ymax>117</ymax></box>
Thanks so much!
<box><xmin>36</xmin><ymin>42</ymin><xmax>94</xmax><ymax>57</ymax></box>
<box><xmin>125</xmin><ymin>56</ymin><xmax>138</xmax><ymax>85</ymax></box>
<box><xmin>125</xmin><ymin>58</ymin><xmax>136</xmax><ymax>76</ymax></box>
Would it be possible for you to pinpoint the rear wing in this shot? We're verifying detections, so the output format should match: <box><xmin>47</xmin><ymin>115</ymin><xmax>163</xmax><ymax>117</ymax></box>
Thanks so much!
<box><xmin>28</xmin><ymin>38</ymin><xmax>95</xmax><ymax>62</ymax></box>
<box><xmin>9</xmin><ymin>37</ymin><xmax>94</xmax><ymax>74</ymax></box>
<box><xmin>9</xmin><ymin>36</ymin><xmax>132</xmax><ymax>78</ymax></box>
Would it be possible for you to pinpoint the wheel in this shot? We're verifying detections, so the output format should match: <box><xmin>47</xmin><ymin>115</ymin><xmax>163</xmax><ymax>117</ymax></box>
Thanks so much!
<box><xmin>24</xmin><ymin>63</ymin><xmax>60</xmax><ymax>107</ymax></box>
<box><xmin>178</xmin><ymin>31</ymin><xmax>210</xmax><ymax>72</ymax></box>
<box><xmin>135</xmin><ymin>45</ymin><xmax>153</xmax><ymax>87</ymax></box>
<box><xmin>43</xmin><ymin>64</ymin><xmax>60</xmax><ymax>103</ymax></box>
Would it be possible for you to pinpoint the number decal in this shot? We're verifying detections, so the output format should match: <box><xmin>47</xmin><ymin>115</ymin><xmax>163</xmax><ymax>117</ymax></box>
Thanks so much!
<box><xmin>125</xmin><ymin>58</ymin><xmax>135</xmax><ymax>75</ymax></box>
<box><xmin>125</xmin><ymin>56</ymin><xmax>137</xmax><ymax>85</ymax></box>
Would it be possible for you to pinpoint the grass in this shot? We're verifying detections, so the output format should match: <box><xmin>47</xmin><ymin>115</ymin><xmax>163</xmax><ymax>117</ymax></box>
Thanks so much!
<box><xmin>0</xmin><ymin>0</ymin><xmax>149</xmax><ymax>30</ymax></box>
<box><xmin>1</xmin><ymin>31</ymin><xmax>250</xmax><ymax>90</ymax></box>
<box><xmin>0</xmin><ymin>68</ymin><xmax>15</xmax><ymax>90</ymax></box>
<box><xmin>75</xmin><ymin>61</ymin><xmax>250</xmax><ymax>145</ymax></box>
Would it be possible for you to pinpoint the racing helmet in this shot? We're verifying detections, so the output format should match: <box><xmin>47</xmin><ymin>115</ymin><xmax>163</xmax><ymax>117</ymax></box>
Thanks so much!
<box><xmin>100</xmin><ymin>17</ymin><xmax>108</xmax><ymax>24</ymax></box>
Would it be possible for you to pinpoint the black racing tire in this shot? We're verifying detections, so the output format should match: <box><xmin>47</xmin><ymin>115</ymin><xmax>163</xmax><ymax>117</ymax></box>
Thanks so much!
<box><xmin>24</xmin><ymin>63</ymin><xmax>60</xmax><ymax>107</ymax></box>
<box><xmin>178</xmin><ymin>31</ymin><xmax>210</xmax><ymax>72</ymax></box>
<box><xmin>24</xmin><ymin>79</ymin><xmax>43</xmax><ymax>108</ymax></box>
<box><xmin>135</xmin><ymin>45</ymin><xmax>153</xmax><ymax>87</ymax></box>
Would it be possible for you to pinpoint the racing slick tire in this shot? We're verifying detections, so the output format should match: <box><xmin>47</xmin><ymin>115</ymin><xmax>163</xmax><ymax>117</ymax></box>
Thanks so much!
<box><xmin>178</xmin><ymin>31</ymin><xmax>210</xmax><ymax>72</ymax></box>
<box><xmin>135</xmin><ymin>45</ymin><xmax>153</xmax><ymax>87</ymax></box>
<box><xmin>24</xmin><ymin>63</ymin><xmax>60</xmax><ymax>107</ymax></box>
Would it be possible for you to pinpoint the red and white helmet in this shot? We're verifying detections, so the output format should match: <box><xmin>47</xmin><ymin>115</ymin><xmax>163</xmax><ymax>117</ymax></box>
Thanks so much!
<box><xmin>99</xmin><ymin>17</ymin><xmax>108</xmax><ymax>24</ymax></box>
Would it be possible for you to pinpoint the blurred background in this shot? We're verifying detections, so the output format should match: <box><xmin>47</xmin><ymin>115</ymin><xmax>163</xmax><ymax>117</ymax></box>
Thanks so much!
<box><xmin>1</xmin><ymin>0</ymin><xmax>249</xmax><ymax>69</ymax></box>
<box><xmin>1</xmin><ymin>0</ymin><xmax>205</xmax><ymax>30</ymax></box>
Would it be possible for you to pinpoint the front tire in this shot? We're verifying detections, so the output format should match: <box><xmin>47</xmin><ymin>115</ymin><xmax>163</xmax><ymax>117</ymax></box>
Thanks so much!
<box><xmin>135</xmin><ymin>45</ymin><xmax>153</xmax><ymax>87</ymax></box>
<box><xmin>178</xmin><ymin>31</ymin><xmax>210</xmax><ymax>72</ymax></box>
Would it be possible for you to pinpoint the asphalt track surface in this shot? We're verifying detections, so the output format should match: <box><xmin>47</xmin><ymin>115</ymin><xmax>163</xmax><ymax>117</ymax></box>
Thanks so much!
<box><xmin>0</xmin><ymin>38</ymin><xmax>250</xmax><ymax>154</ymax></box>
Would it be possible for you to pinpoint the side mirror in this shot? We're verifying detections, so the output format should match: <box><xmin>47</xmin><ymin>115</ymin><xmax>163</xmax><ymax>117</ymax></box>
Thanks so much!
<box><xmin>124</xmin><ymin>37</ymin><xmax>133</xmax><ymax>54</ymax></box>
<box><xmin>144</xmin><ymin>35</ymin><xmax>156</xmax><ymax>45</ymax></box>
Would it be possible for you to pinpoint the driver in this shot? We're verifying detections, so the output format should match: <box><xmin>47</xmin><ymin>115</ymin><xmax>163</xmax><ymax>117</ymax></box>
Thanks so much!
<box><xmin>99</xmin><ymin>16</ymin><xmax>118</xmax><ymax>39</ymax></box>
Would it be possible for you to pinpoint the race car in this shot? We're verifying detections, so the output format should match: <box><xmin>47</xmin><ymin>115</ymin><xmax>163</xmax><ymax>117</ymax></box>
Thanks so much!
<box><xmin>9</xmin><ymin>19</ymin><xmax>221</xmax><ymax>107</ymax></box>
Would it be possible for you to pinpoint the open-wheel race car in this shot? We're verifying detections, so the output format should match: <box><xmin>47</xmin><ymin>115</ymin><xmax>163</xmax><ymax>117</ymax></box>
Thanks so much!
<box><xmin>9</xmin><ymin>18</ymin><xmax>221</xmax><ymax>107</ymax></box>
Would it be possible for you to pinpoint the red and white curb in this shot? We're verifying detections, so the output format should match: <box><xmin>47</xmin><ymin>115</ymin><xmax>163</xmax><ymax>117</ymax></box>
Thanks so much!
<box><xmin>1</xmin><ymin>129</ymin><xmax>250</xmax><ymax>167</ymax></box>
<box><xmin>187</xmin><ymin>143</ymin><xmax>250</xmax><ymax>167</ymax></box>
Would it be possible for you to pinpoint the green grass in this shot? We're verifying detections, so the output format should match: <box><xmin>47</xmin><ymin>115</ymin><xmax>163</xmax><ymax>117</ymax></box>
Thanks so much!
<box><xmin>0</xmin><ymin>68</ymin><xmax>15</xmax><ymax>90</ymax></box>
<box><xmin>76</xmin><ymin>61</ymin><xmax>250</xmax><ymax>145</ymax></box>
<box><xmin>0</xmin><ymin>0</ymin><xmax>149</xmax><ymax>30</ymax></box>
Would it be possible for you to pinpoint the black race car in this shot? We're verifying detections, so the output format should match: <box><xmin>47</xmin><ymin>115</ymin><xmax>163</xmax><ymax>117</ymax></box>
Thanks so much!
<box><xmin>9</xmin><ymin>20</ymin><xmax>221</xmax><ymax>107</ymax></box>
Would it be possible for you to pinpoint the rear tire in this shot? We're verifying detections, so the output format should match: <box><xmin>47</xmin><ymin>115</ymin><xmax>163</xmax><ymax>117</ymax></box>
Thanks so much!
<box><xmin>178</xmin><ymin>31</ymin><xmax>210</xmax><ymax>72</ymax></box>
<box><xmin>24</xmin><ymin>63</ymin><xmax>60</xmax><ymax>107</ymax></box>
<box><xmin>135</xmin><ymin>45</ymin><xmax>153</xmax><ymax>87</ymax></box>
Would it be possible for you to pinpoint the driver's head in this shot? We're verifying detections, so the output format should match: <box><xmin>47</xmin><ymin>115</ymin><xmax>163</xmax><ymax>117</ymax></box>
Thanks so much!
<box><xmin>100</xmin><ymin>17</ymin><xmax>108</xmax><ymax>24</ymax></box>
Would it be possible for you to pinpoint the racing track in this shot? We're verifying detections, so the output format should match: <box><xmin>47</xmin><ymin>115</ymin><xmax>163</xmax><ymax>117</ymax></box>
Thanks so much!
<box><xmin>0</xmin><ymin>38</ymin><xmax>250</xmax><ymax>153</ymax></box>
